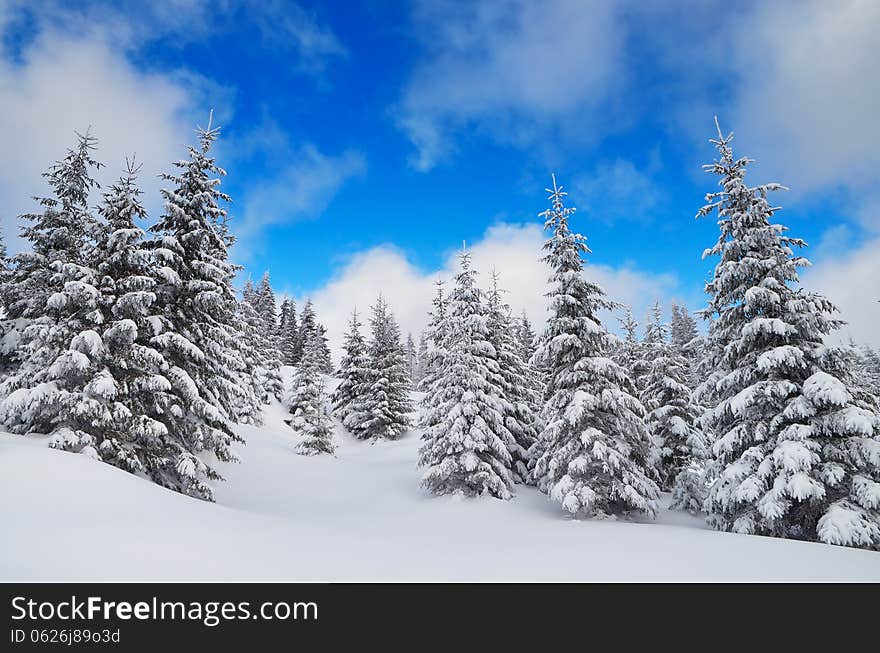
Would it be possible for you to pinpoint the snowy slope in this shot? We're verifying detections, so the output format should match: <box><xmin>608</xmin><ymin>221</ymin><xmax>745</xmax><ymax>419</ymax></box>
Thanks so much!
<box><xmin>2</xmin><ymin>385</ymin><xmax>880</xmax><ymax>581</ymax></box>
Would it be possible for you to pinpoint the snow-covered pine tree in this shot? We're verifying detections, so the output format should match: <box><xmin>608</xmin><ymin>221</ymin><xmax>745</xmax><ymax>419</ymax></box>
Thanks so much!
<box><xmin>417</xmin><ymin>281</ymin><xmax>452</xmax><ymax>455</ymax></box>
<box><xmin>252</xmin><ymin>273</ymin><xmax>283</xmax><ymax>400</ymax></box>
<box><xmin>516</xmin><ymin>310</ymin><xmax>538</xmax><ymax>365</ymax></box>
<box><xmin>0</xmin><ymin>132</ymin><xmax>108</xmax><ymax>455</ymax></box>
<box><xmin>855</xmin><ymin>343</ymin><xmax>880</xmax><ymax>400</ymax></box>
<box><xmin>697</xmin><ymin>118</ymin><xmax>880</xmax><ymax>548</ymax></box>
<box><xmin>418</xmin><ymin>252</ymin><xmax>516</xmax><ymax>498</ymax></box>
<box><xmin>670</xmin><ymin>301</ymin><xmax>704</xmax><ymax>391</ymax></box>
<box><xmin>670</xmin><ymin>302</ymin><xmax>698</xmax><ymax>350</ymax></box>
<box><xmin>639</xmin><ymin>302</ymin><xmax>707</xmax><ymax>496</ymax></box>
<box><xmin>415</xmin><ymin>331</ymin><xmax>429</xmax><ymax>388</ymax></box>
<box><xmin>284</xmin><ymin>327</ymin><xmax>335</xmax><ymax>456</ymax></box>
<box><xmin>0</xmin><ymin>132</ymin><xmax>102</xmax><ymax>382</ymax></box>
<box><xmin>315</xmin><ymin>323</ymin><xmax>333</xmax><ymax>374</ymax></box>
<box><xmin>613</xmin><ymin>306</ymin><xmax>644</xmax><ymax>383</ymax></box>
<box><xmin>79</xmin><ymin>159</ymin><xmax>227</xmax><ymax>498</ymax></box>
<box><xmin>148</xmin><ymin>116</ymin><xmax>255</xmax><ymax>463</ymax></box>
<box><xmin>297</xmin><ymin>300</ymin><xmax>332</xmax><ymax>373</ymax></box>
<box><xmin>254</xmin><ymin>272</ymin><xmax>278</xmax><ymax>329</ymax></box>
<box><xmin>405</xmin><ymin>332</ymin><xmax>418</xmax><ymax>388</ymax></box>
<box><xmin>237</xmin><ymin>281</ymin><xmax>282</xmax><ymax>408</ymax></box>
<box><xmin>277</xmin><ymin>298</ymin><xmax>299</xmax><ymax>365</ymax></box>
<box><xmin>330</xmin><ymin>309</ymin><xmax>371</xmax><ymax>436</ymax></box>
<box><xmin>531</xmin><ymin>175</ymin><xmax>659</xmax><ymax>518</ymax></box>
<box><xmin>361</xmin><ymin>295</ymin><xmax>412</xmax><ymax>440</ymax></box>
<box><xmin>486</xmin><ymin>271</ymin><xmax>540</xmax><ymax>484</ymax></box>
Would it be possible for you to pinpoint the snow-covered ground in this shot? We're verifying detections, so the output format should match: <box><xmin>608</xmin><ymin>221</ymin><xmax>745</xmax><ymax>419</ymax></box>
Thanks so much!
<box><xmin>3</xmin><ymin>384</ymin><xmax>880</xmax><ymax>582</ymax></box>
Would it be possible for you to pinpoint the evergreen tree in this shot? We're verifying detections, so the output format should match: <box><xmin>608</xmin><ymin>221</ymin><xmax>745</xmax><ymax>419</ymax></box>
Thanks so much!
<box><xmin>316</xmin><ymin>323</ymin><xmax>333</xmax><ymax>373</ymax></box>
<box><xmin>2</xmin><ymin>131</ymin><xmax>101</xmax><ymax>322</ymax></box>
<box><xmin>419</xmin><ymin>253</ymin><xmax>516</xmax><ymax>498</ymax></box>
<box><xmin>417</xmin><ymin>280</ymin><xmax>449</xmax><ymax>403</ymax></box>
<box><xmin>239</xmin><ymin>281</ymin><xmax>283</xmax><ymax>407</ymax></box>
<box><xmin>147</xmin><ymin>116</ymin><xmax>255</xmax><ymax>466</ymax></box>
<box><xmin>614</xmin><ymin>306</ymin><xmax>645</xmax><ymax>384</ymax></box>
<box><xmin>531</xmin><ymin>175</ymin><xmax>659</xmax><ymax>518</ymax></box>
<box><xmin>284</xmin><ymin>329</ymin><xmax>335</xmax><ymax>456</ymax></box>
<box><xmin>670</xmin><ymin>301</ymin><xmax>703</xmax><ymax>391</ymax></box>
<box><xmin>277</xmin><ymin>298</ymin><xmax>298</xmax><ymax>365</ymax></box>
<box><xmin>415</xmin><ymin>331</ymin><xmax>429</xmax><ymax>388</ymax></box>
<box><xmin>360</xmin><ymin>295</ymin><xmax>412</xmax><ymax>440</ymax></box>
<box><xmin>486</xmin><ymin>271</ymin><xmax>540</xmax><ymax>484</ymax></box>
<box><xmin>297</xmin><ymin>299</ymin><xmax>332</xmax><ymax>373</ymax></box>
<box><xmin>0</xmin><ymin>132</ymin><xmax>106</xmax><ymax>454</ymax></box>
<box><xmin>330</xmin><ymin>309</ymin><xmax>371</xmax><ymax>436</ymax></box>
<box><xmin>405</xmin><ymin>332</ymin><xmax>418</xmax><ymax>388</ymax></box>
<box><xmin>639</xmin><ymin>302</ymin><xmax>707</xmax><ymax>493</ymax></box>
<box><xmin>697</xmin><ymin>118</ymin><xmax>880</xmax><ymax>548</ymax></box>
<box><xmin>252</xmin><ymin>273</ymin><xmax>283</xmax><ymax>400</ymax></box>
<box><xmin>1</xmin><ymin>133</ymin><xmax>101</xmax><ymax>380</ymax></box>
<box><xmin>517</xmin><ymin>310</ymin><xmax>537</xmax><ymax>364</ymax></box>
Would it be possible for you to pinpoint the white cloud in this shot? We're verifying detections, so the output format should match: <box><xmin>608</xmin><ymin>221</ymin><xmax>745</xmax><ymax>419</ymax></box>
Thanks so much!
<box><xmin>395</xmin><ymin>0</ymin><xmax>626</xmax><ymax>171</ymax></box>
<box><xmin>804</xmin><ymin>238</ymin><xmax>880</xmax><ymax>348</ymax></box>
<box><xmin>300</xmin><ymin>222</ymin><xmax>682</xmax><ymax>361</ymax></box>
<box><xmin>727</xmin><ymin>0</ymin><xmax>880</xmax><ymax>201</ymax></box>
<box><xmin>0</xmin><ymin>28</ymin><xmax>202</xmax><ymax>251</ymax></box>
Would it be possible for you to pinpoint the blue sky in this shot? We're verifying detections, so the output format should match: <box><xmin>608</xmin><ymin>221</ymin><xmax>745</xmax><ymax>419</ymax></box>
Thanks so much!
<box><xmin>1</xmin><ymin>0</ymin><xmax>878</xmax><ymax>350</ymax></box>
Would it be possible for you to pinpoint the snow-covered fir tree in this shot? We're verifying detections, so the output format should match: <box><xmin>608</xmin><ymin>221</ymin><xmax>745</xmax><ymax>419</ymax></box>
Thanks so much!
<box><xmin>613</xmin><ymin>306</ymin><xmax>645</xmax><ymax>386</ymax></box>
<box><xmin>418</xmin><ymin>279</ymin><xmax>449</xmax><ymax>439</ymax></box>
<box><xmin>147</xmin><ymin>116</ymin><xmax>256</xmax><ymax>467</ymax></box>
<box><xmin>251</xmin><ymin>273</ymin><xmax>283</xmax><ymax>401</ymax></box>
<box><xmin>670</xmin><ymin>301</ymin><xmax>704</xmax><ymax>391</ymax></box>
<box><xmin>0</xmin><ymin>132</ymin><xmax>101</xmax><ymax>380</ymax></box>
<box><xmin>486</xmin><ymin>271</ymin><xmax>540</xmax><ymax>484</ymax></box>
<box><xmin>361</xmin><ymin>295</ymin><xmax>412</xmax><ymax>440</ymax></box>
<box><xmin>85</xmin><ymin>160</ymin><xmax>230</xmax><ymax>497</ymax></box>
<box><xmin>531</xmin><ymin>175</ymin><xmax>660</xmax><ymax>518</ymax></box>
<box><xmin>277</xmin><ymin>298</ymin><xmax>298</xmax><ymax>365</ymax></box>
<box><xmin>418</xmin><ymin>253</ymin><xmax>517</xmax><ymax>498</ymax></box>
<box><xmin>297</xmin><ymin>299</ymin><xmax>332</xmax><ymax>373</ymax></box>
<box><xmin>415</xmin><ymin>331</ymin><xmax>429</xmax><ymax>388</ymax></box>
<box><xmin>239</xmin><ymin>281</ymin><xmax>282</xmax><ymax>407</ymax></box>
<box><xmin>697</xmin><ymin>118</ymin><xmax>880</xmax><ymax>548</ymax></box>
<box><xmin>639</xmin><ymin>302</ymin><xmax>707</xmax><ymax>497</ymax></box>
<box><xmin>284</xmin><ymin>328</ymin><xmax>335</xmax><ymax>456</ymax></box>
<box><xmin>330</xmin><ymin>309</ymin><xmax>371</xmax><ymax>437</ymax></box>
<box><xmin>405</xmin><ymin>332</ymin><xmax>418</xmax><ymax>388</ymax></box>
<box><xmin>516</xmin><ymin>310</ymin><xmax>538</xmax><ymax>365</ymax></box>
<box><xmin>0</xmin><ymin>133</ymin><xmax>106</xmax><ymax>453</ymax></box>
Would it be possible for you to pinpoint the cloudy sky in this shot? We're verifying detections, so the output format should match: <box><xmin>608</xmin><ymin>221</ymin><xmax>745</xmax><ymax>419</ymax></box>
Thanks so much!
<box><xmin>1</xmin><ymin>0</ymin><xmax>878</xmax><ymax>356</ymax></box>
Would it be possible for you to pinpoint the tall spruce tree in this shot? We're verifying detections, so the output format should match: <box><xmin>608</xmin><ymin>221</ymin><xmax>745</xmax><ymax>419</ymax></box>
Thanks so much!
<box><xmin>405</xmin><ymin>332</ymin><xmax>418</xmax><ymax>388</ymax></box>
<box><xmin>486</xmin><ymin>271</ymin><xmax>540</xmax><ymax>484</ymax></box>
<box><xmin>418</xmin><ymin>253</ymin><xmax>516</xmax><ymax>498</ymax></box>
<box><xmin>697</xmin><ymin>118</ymin><xmax>880</xmax><ymax>548</ymax></box>
<box><xmin>0</xmin><ymin>132</ymin><xmax>106</xmax><ymax>454</ymax></box>
<box><xmin>147</xmin><ymin>116</ymin><xmax>254</xmax><ymax>468</ymax></box>
<box><xmin>415</xmin><ymin>331</ymin><xmax>429</xmax><ymax>388</ymax></box>
<box><xmin>285</xmin><ymin>328</ymin><xmax>335</xmax><ymax>456</ymax></box>
<box><xmin>361</xmin><ymin>295</ymin><xmax>412</xmax><ymax>440</ymax></box>
<box><xmin>277</xmin><ymin>298</ymin><xmax>298</xmax><ymax>365</ymax></box>
<box><xmin>516</xmin><ymin>310</ymin><xmax>538</xmax><ymax>365</ymax></box>
<box><xmin>297</xmin><ymin>299</ymin><xmax>332</xmax><ymax>372</ymax></box>
<box><xmin>252</xmin><ymin>273</ymin><xmax>283</xmax><ymax>400</ymax></box>
<box><xmin>418</xmin><ymin>280</ymin><xmax>449</xmax><ymax>393</ymax></box>
<box><xmin>331</xmin><ymin>309</ymin><xmax>371</xmax><ymax>436</ymax></box>
<box><xmin>531</xmin><ymin>175</ymin><xmax>659</xmax><ymax>518</ymax></box>
<box><xmin>639</xmin><ymin>302</ymin><xmax>707</xmax><ymax>493</ymax></box>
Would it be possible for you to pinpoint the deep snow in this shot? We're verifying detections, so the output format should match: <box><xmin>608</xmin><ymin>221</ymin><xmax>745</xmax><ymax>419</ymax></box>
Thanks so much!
<box><xmin>2</xmin><ymin>383</ymin><xmax>880</xmax><ymax>581</ymax></box>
